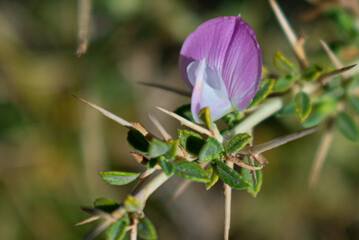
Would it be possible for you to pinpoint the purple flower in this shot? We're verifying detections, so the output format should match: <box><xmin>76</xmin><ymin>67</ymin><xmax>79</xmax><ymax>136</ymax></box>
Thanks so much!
<box><xmin>179</xmin><ymin>15</ymin><xmax>262</xmax><ymax>123</ymax></box>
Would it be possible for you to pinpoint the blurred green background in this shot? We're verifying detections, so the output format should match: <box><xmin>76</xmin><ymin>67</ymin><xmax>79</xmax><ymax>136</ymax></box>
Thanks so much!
<box><xmin>1</xmin><ymin>0</ymin><xmax>359</xmax><ymax>239</ymax></box>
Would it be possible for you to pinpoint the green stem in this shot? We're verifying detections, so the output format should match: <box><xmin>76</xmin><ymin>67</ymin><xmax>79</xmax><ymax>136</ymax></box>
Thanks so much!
<box><xmin>223</xmin><ymin>98</ymin><xmax>284</xmax><ymax>139</ymax></box>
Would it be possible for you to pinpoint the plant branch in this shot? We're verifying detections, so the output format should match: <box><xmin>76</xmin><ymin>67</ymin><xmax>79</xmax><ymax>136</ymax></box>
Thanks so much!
<box><xmin>224</xmin><ymin>160</ymin><xmax>233</xmax><ymax>240</ymax></box>
<box><xmin>130</xmin><ymin>219</ymin><xmax>138</xmax><ymax>240</ymax></box>
<box><xmin>224</xmin><ymin>98</ymin><xmax>283</xmax><ymax>139</ymax></box>
<box><xmin>81</xmin><ymin>96</ymin><xmax>286</xmax><ymax>240</ymax></box>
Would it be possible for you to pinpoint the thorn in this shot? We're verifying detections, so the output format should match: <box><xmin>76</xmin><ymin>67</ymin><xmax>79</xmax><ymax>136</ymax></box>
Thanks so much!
<box><xmin>320</xmin><ymin>40</ymin><xmax>344</xmax><ymax>69</ymax></box>
<box><xmin>138</xmin><ymin>82</ymin><xmax>191</xmax><ymax>97</ymax></box>
<box><xmin>130</xmin><ymin>122</ymin><xmax>149</xmax><ymax>136</ymax></box>
<box><xmin>318</xmin><ymin>64</ymin><xmax>357</xmax><ymax>85</ymax></box>
<box><xmin>149</xmin><ymin>114</ymin><xmax>172</xmax><ymax>141</ymax></box>
<box><xmin>74</xmin><ymin>216</ymin><xmax>100</xmax><ymax>226</ymax></box>
<box><xmin>77</xmin><ymin>0</ymin><xmax>91</xmax><ymax>56</ymax></box>
<box><xmin>269</xmin><ymin>0</ymin><xmax>308</xmax><ymax>68</ymax></box>
<box><xmin>156</xmin><ymin>106</ymin><xmax>212</xmax><ymax>137</ymax></box>
<box><xmin>252</xmin><ymin>125</ymin><xmax>320</xmax><ymax>155</ymax></box>
<box><xmin>73</xmin><ymin>95</ymin><xmax>133</xmax><ymax>128</ymax></box>
<box><xmin>308</xmin><ymin>121</ymin><xmax>334</xmax><ymax>190</ymax></box>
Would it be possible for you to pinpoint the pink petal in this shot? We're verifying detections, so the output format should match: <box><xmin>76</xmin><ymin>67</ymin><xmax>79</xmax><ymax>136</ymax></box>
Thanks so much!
<box><xmin>179</xmin><ymin>16</ymin><xmax>262</xmax><ymax>110</ymax></box>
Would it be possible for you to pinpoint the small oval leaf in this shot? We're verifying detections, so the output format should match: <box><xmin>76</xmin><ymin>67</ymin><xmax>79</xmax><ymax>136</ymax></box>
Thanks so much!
<box><xmin>127</xmin><ymin>129</ymin><xmax>149</xmax><ymax>154</ymax></box>
<box><xmin>295</xmin><ymin>91</ymin><xmax>312</xmax><ymax>122</ymax></box>
<box><xmin>106</xmin><ymin>218</ymin><xmax>128</xmax><ymax>240</ymax></box>
<box><xmin>198</xmin><ymin>137</ymin><xmax>224</xmax><ymax>163</ymax></box>
<box><xmin>240</xmin><ymin>157</ymin><xmax>263</xmax><ymax>197</ymax></box>
<box><xmin>205</xmin><ymin>164</ymin><xmax>219</xmax><ymax>190</ymax></box>
<box><xmin>273</xmin><ymin>51</ymin><xmax>297</xmax><ymax>73</ymax></box>
<box><xmin>99</xmin><ymin>171</ymin><xmax>140</xmax><ymax>186</ymax></box>
<box><xmin>225</xmin><ymin>133</ymin><xmax>252</xmax><ymax>154</ymax></box>
<box><xmin>158</xmin><ymin>157</ymin><xmax>175</xmax><ymax>176</ymax></box>
<box><xmin>177</xmin><ymin>129</ymin><xmax>205</xmax><ymax>155</ymax></box>
<box><xmin>248</xmin><ymin>78</ymin><xmax>275</xmax><ymax>107</ymax></box>
<box><xmin>149</xmin><ymin>138</ymin><xmax>170</xmax><ymax>158</ymax></box>
<box><xmin>348</xmin><ymin>95</ymin><xmax>359</xmax><ymax>115</ymax></box>
<box><xmin>173</xmin><ymin>161</ymin><xmax>209</xmax><ymax>183</ymax></box>
<box><xmin>138</xmin><ymin>217</ymin><xmax>158</xmax><ymax>240</ymax></box>
<box><xmin>272</xmin><ymin>75</ymin><xmax>294</xmax><ymax>93</ymax></box>
<box><xmin>212</xmin><ymin>159</ymin><xmax>250</xmax><ymax>190</ymax></box>
<box><xmin>94</xmin><ymin>198</ymin><xmax>119</xmax><ymax>213</ymax></box>
<box><xmin>335</xmin><ymin>111</ymin><xmax>359</xmax><ymax>141</ymax></box>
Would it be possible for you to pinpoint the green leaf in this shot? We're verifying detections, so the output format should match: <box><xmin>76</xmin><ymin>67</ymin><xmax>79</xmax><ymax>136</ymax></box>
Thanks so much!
<box><xmin>106</xmin><ymin>217</ymin><xmax>129</xmax><ymax>240</ymax></box>
<box><xmin>149</xmin><ymin>138</ymin><xmax>170</xmax><ymax>158</ymax></box>
<box><xmin>127</xmin><ymin>129</ymin><xmax>149</xmax><ymax>154</ymax></box>
<box><xmin>295</xmin><ymin>91</ymin><xmax>312</xmax><ymax>122</ymax></box>
<box><xmin>302</xmin><ymin>65</ymin><xmax>323</xmax><ymax>81</ymax></box>
<box><xmin>326</xmin><ymin>8</ymin><xmax>357</xmax><ymax>38</ymax></box>
<box><xmin>198</xmin><ymin>137</ymin><xmax>224</xmax><ymax>163</ymax></box>
<box><xmin>94</xmin><ymin>198</ymin><xmax>119</xmax><ymax>213</ymax></box>
<box><xmin>272</xmin><ymin>75</ymin><xmax>294</xmax><ymax>93</ymax></box>
<box><xmin>248</xmin><ymin>78</ymin><xmax>275</xmax><ymax>107</ymax></box>
<box><xmin>147</xmin><ymin>138</ymin><xmax>178</xmax><ymax>159</ymax></box>
<box><xmin>276</xmin><ymin>102</ymin><xmax>295</xmax><ymax>117</ymax></box>
<box><xmin>177</xmin><ymin>129</ymin><xmax>205</xmax><ymax>155</ymax></box>
<box><xmin>320</xmin><ymin>85</ymin><xmax>344</xmax><ymax>99</ymax></box>
<box><xmin>205</xmin><ymin>164</ymin><xmax>219</xmax><ymax>190</ymax></box>
<box><xmin>99</xmin><ymin>171</ymin><xmax>140</xmax><ymax>186</ymax></box>
<box><xmin>302</xmin><ymin>98</ymin><xmax>337</xmax><ymax>128</ymax></box>
<box><xmin>348</xmin><ymin>96</ymin><xmax>359</xmax><ymax>114</ymax></box>
<box><xmin>138</xmin><ymin>217</ymin><xmax>158</xmax><ymax>240</ymax></box>
<box><xmin>173</xmin><ymin>161</ymin><xmax>209</xmax><ymax>183</ymax></box>
<box><xmin>335</xmin><ymin>111</ymin><xmax>359</xmax><ymax>141</ymax></box>
<box><xmin>164</xmin><ymin>139</ymin><xmax>178</xmax><ymax>160</ymax></box>
<box><xmin>158</xmin><ymin>157</ymin><xmax>175</xmax><ymax>176</ymax></box>
<box><xmin>124</xmin><ymin>195</ymin><xmax>141</xmax><ymax>212</ymax></box>
<box><xmin>174</xmin><ymin>104</ymin><xmax>194</xmax><ymax>122</ymax></box>
<box><xmin>225</xmin><ymin>133</ymin><xmax>252</xmax><ymax>154</ymax></box>
<box><xmin>347</xmin><ymin>78</ymin><xmax>359</xmax><ymax>114</ymax></box>
<box><xmin>273</xmin><ymin>51</ymin><xmax>297</xmax><ymax>73</ymax></box>
<box><xmin>240</xmin><ymin>157</ymin><xmax>263</xmax><ymax>197</ymax></box>
<box><xmin>212</xmin><ymin>159</ymin><xmax>250</xmax><ymax>190</ymax></box>
<box><xmin>147</xmin><ymin>158</ymin><xmax>158</xmax><ymax>169</ymax></box>
<box><xmin>198</xmin><ymin>106</ymin><xmax>213</xmax><ymax>129</ymax></box>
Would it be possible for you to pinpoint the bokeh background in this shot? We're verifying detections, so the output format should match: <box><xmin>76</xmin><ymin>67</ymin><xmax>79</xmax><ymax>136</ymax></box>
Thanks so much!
<box><xmin>1</xmin><ymin>0</ymin><xmax>359</xmax><ymax>239</ymax></box>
